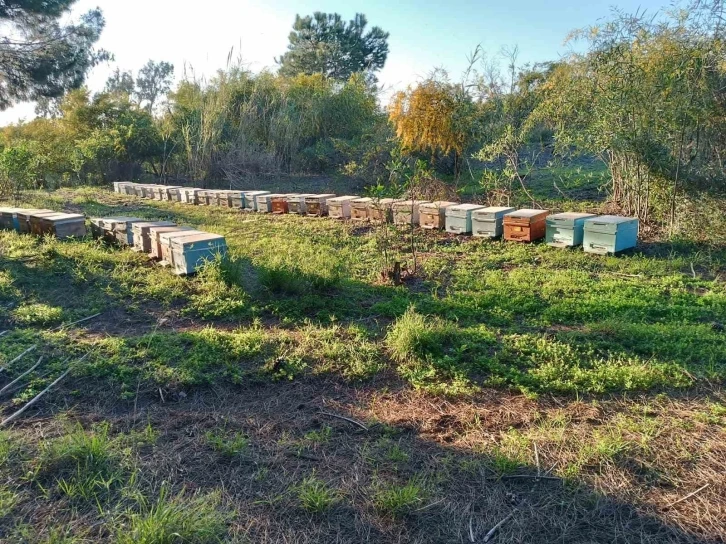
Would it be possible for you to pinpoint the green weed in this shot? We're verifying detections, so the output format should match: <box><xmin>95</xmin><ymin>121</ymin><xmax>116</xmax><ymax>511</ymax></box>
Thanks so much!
<box><xmin>295</xmin><ymin>476</ymin><xmax>339</xmax><ymax>513</ymax></box>
<box><xmin>372</xmin><ymin>480</ymin><xmax>424</xmax><ymax>517</ymax></box>
<box><xmin>205</xmin><ymin>430</ymin><xmax>249</xmax><ymax>457</ymax></box>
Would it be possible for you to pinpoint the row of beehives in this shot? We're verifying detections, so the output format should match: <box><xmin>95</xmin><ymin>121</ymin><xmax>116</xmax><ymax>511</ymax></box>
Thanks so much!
<box><xmin>0</xmin><ymin>206</ymin><xmax>227</xmax><ymax>276</ymax></box>
<box><xmin>113</xmin><ymin>183</ymin><xmax>639</xmax><ymax>254</ymax></box>
<box><xmin>89</xmin><ymin>217</ymin><xmax>227</xmax><ymax>275</ymax></box>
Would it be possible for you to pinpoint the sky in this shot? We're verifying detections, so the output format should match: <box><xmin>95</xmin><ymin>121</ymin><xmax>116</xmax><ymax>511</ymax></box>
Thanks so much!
<box><xmin>0</xmin><ymin>0</ymin><xmax>670</xmax><ymax>124</ymax></box>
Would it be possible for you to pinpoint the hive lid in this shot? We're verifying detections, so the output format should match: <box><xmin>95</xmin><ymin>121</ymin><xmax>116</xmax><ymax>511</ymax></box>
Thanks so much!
<box><xmin>17</xmin><ymin>208</ymin><xmax>53</xmax><ymax>216</ymax></box>
<box><xmin>242</xmin><ymin>190</ymin><xmax>271</xmax><ymax>196</ymax></box>
<box><xmin>352</xmin><ymin>197</ymin><xmax>373</xmax><ymax>204</ymax></box>
<box><xmin>420</xmin><ymin>201</ymin><xmax>457</xmax><ymax>210</ymax></box>
<box><xmin>289</xmin><ymin>193</ymin><xmax>317</xmax><ymax>199</ymax></box>
<box><xmin>328</xmin><ymin>195</ymin><xmax>359</xmax><ymax>203</ymax></box>
<box><xmin>547</xmin><ymin>212</ymin><xmax>598</xmax><ymax>227</ymax></box>
<box><xmin>258</xmin><ymin>193</ymin><xmax>285</xmax><ymax>199</ymax></box>
<box><xmin>150</xmin><ymin>226</ymin><xmax>196</xmax><ymax>236</ymax></box>
<box><xmin>132</xmin><ymin>221</ymin><xmax>177</xmax><ymax>230</ymax></box>
<box><xmin>472</xmin><ymin>206</ymin><xmax>516</xmax><ymax>220</ymax></box>
<box><xmin>0</xmin><ymin>207</ymin><xmax>24</xmax><ymax>214</ymax></box>
<box><xmin>41</xmin><ymin>213</ymin><xmax>84</xmax><ymax>222</ymax></box>
<box><xmin>171</xmin><ymin>233</ymin><xmax>226</xmax><ymax>248</ymax></box>
<box><xmin>158</xmin><ymin>229</ymin><xmax>205</xmax><ymax>242</ymax></box>
<box><xmin>584</xmin><ymin>215</ymin><xmax>639</xmax><ymax>234</ymax></box>
<box><xmin>305</xmin><ymin>193</ymin><xmax>336</xmax><ymax>200</ymax></box>
<box><xmin>31</xmin><ymin>211</ymin><xmax>67</xmax><ymax>219</ymax></box>
<box><xmin>505</xmin><ymin>209</ymin><xmax>550</xmax><ymax>223</ymax></box>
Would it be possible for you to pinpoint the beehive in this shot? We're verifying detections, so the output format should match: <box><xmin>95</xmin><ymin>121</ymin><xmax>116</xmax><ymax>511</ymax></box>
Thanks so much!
<box><xmin>271</xmin><ymin>194</ymin><xmax>293</xmax><ymax>214</ymax></box>
<box><xmin>131</xmin><ymin>221</ymin><xmax>177</xmax><ymax>253</ymax></box>
<box><xmin>134</xmin><ymin>185</ymin><xmax>147</xmax><ymax>198</ymax></box>
<box><xmin>287</xmin><ymin>193</ymin><xmax>315</xmax><ymax>215</ymax></box>
<box><xmin>256</xmin><ymin>193</ymin><xmax>285</xmax><ymax>213</ymax></box>
<box><xmin>472</xmin><ymin>207</ymin><xmax>516</xmax><ymax>238</ymax></box>
<box><xmin>158</xmin><ymin>229</ymin><xmax>206</xmax><ymax>265</ymax></box>
<box><xmin>37</xmin><ymin>213</ymin><xmax>87</xmax><ymax>239</ymax></box>
<box><xmin>168</xmin><ymin>188</ymin><xmax>183</xmax><ymax>202</ymax></box>
<box><xmin>215</xmin><ymin>191</ymin><xmax>232</xmax><ymax>207</ymax></box>
<box><xmin>351</xmin><ymin>198</ymin><xmax>373</xmax><ymax>222</ymax></box>
<box><xmin>445</xmin><ymin>204</ymin><xmax>486</xmax><ymax>234</ymax></box>
<box><xmin>89</xmin><ymin>216</ymin><xmax>128</xmax><ymax>243</ymax></box>
<box><xmin>148</xmin><ymin>226</ymin><xmax>197</xmax><ymax>259</ymax></box>
<box><xmin>328</xmin><ymin>196</ymin><xmax>359</xmax><ymax>220</ymax></box>
<box><xmin>123</xmin><ymin>183</ymin><xmax>137</xmax><ymax>195</ymax></box>
<box><xmin>170</xmin><ymin>233</ymin><xmax>228</xmax><ymax>275</ymax></box>
<box><xmin>503</xmin><ymin>209</ymin><xmax>550</xmax><ymax>242</ymax></box>
<box><xmin>16</xmin><ymin>209</ymin><xmax>53</xmax><ymax>233</ymax></box>
<box><xmin>369</xmin><ymin>198</ymin><xmax>398</xmax><ymax>224</ymax></box>
<box><xmin>243</xmin><ymin>191</ymin><xmax>271</xmax><ymax>211</ymax></box>
<box><xmin>180</xmin><ymin>188</ymin><xmax>201</xmax><ymax>204</ymax></box>
<box><xmin>420</xmin><ymin>201</ymin><xmax>457</xmax><ymax>230</ymax></box>
<box><xmin>207</xmin><ymin>190</ymin><xmax>222</xmax><ymax>206</ymax></box>
<box><xmin>106</xmin><ymin>217</ymin><xmax>146</xmax><ymax>246</ymax></box>
<box><xmin>163</xmin><ymin>186</ymin><xmax>182</xmax><ymax>201</ymax></box>
<box><xmin>228</xmin><ymin>191</ymin><xmax>245</xmax><ymax>208</ymax></box>
<box><xmin>583</xmin><ymin>215</ymin><xmax>639</xmax><ymax>254</ymax></box>
<box><xmin>546</xmin><ymin>212</ymin><xmax>597</xmax><ymax>248</ymax></box>
<box><xmin>0</xmin><ymin>207</ymin><xmax>23</xmax><ymax>231</ymax></box>
<box><xmin>29</xmin><ymin>211</ymin><xmax>67</xmax><ymax>235</ymax></box>
<box><xmin>151</xmin><ymin>186</ymin><xmax>166</xmax><ymax>200</ymax></box>
<box><xmin>305</xmin><ymin>194</ymin><xmax>336</xmax><ymax>217</ymax></box>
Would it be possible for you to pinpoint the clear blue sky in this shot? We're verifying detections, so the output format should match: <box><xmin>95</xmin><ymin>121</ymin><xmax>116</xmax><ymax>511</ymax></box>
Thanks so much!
<box><xmin>1</xmin><ymin>0</ymin><xmax>671</xmax><ymax>123</ymax></box>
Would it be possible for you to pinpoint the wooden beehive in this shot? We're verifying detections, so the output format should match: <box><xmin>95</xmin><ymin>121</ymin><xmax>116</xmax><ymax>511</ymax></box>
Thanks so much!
<box><xmin>163</xmin><ymin>186</ymin><xmax>182</xmax><ymax>201</ymax></box>
<box><xmin>148</xmin><ymin>226</ymin><xmax>197</xmax><ymax>259</ymax></box>
<box><xmin>89</xmin><ymin>216</ymin><xmax>128</xmax><ymax>243</ymax></box>
<box><xmin>29</xmin><ymin>211</ymin><xmax>66</xmax><ymax>236</ymax></box>
<box><xmin>271</xmin><ymin>194</ymin><xmax>293</xmax><ymax>214</ymax></box>
<box><xmin>134</xmin><ymin>185</ymin><xmax>147</xmax><ymax>198</ymax></box>
<box><xmin>106</xmin><ymin>217</ymin><xmax>146</xmax><ymax>246</ymax></box>
<box><xmin>16</xmin><ymin>209</ymin><xmax>53</xmax><ymax>234</ymax></box>
<box><xmin>215</xmin><ymin>191</ymin><xmax>232</xmax><ymax>207</ymax></box>
<box><xmin>38</xmin><ymin>213</ymin><xmax>87</xmax><ymax>239</ymax></box>
<box><xmin>546</xmin><ymin>212</ymin><xmax>597</xmax><ymax>248</ymax></box>
<box><xmin>472</xmin><ymin>207</ymin><xmax>515</xmax><ymax>238</ymax></box>
<box><xmin>228</xmin><ymin>191</ymin><xmax>245</xmax><ymax>208</ymax></box>
<box><xmin>305</xmin><ymin>194</ymin><xmax>336</xmax><ymax>217</ymax></box>
<box><xmin>392</xmin><ymin>200</ymin><xmax>430</xmax><ymax>227</ymax></box>
<box><xmin>207</xmin><ymin>190</ymin><xmax>222</xmax><ymax>206</ymax></box>
<box><xmin>123</xmin><ymin>183</ymin><xmax>137</xmax><ymax>195</ymax></box>
<box><xmin>158</xmin><ymin>229</ymin><xmax>205</xmax><ymax>265</ymax></box>
<box><xmin>583</xmin><ymin>215</ymin><xmax>639</xmax><ymax>254</ymax></box>
<box><xmin>445</xmin><ymin>204</ymin><xmax>486</xmax><ymax>234</ymax></box>
<box><xmin>179</xmin><ymin>188</ymin><xmax>199</xmax><ymax>204</ymax></box>
<box><xmin>256</xmin><ymin>193</ymin><xmax>285</xmax><ymax>213</ymax></box>
<box><xmin>243</xmin><ymin>191</ymin><xmax>271</xmax><ymax>211</ymax></box>
<box><xmin>328</xmin><ymin>196</ymin><xmax>359</xmax><ymax>219</ymax></box>
<box><xmin>287</xmin><ymin>193</ymin><xmax>315</xmax><ymax>215</ymax></box>
<box><xmin>369</xmin><ymin>198</ymin><xmax>398</xmax><ymax>224</ymax></box>
<box><xmin>419</xmin><ymin>201</ymin><xmax>457</xmax><ymax>230</ymax></box>
<box><xmin>0</xmin><ymin>207</ymin><xmax>23</xmax><ymax>231</ymax></box>
<box><xmin>170</xmin><ymin>233</ymin><xmax>228</xmax><ymax>275</ymax></box>
<box><xmin>131</xmin><ymin>221</ymin><xmax>177</xmax><ymax>253</ymax></box>
<box><xmin>351</xmin><ymin>198</ymin><xmax>373</xmax><ymax>222</ymax></box>
<box><xmin>168</xmin><ymin>188</ymin><xmax>183</xmax><ymax>202</ymax></box>
<box><xmin>503</xmin><ymin>209</ymin><xmax>550</xmax><ymax>242</ymax></box>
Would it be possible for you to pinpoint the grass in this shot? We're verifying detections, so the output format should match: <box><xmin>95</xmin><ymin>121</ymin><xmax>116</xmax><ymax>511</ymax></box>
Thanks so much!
<box><xmin>116</xmin><ymin>487</ymin><xmax>229</xmax><ymax>544</ymax></box>
<box><xmin>0</xmin><ymin>184</ymin><xmax>724</xmax><ymax>542</ymax></box>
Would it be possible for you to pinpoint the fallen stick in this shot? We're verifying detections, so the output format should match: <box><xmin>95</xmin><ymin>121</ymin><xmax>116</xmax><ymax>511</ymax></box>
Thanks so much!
<box><xmin>664</xmin><ymin>483</ymin><xmax>710</xmax><ymax>510</ymax></box>
<box><xmin>483</xmin><ymin>511</ymin><xmax>515</xmax><ymax>542</ymax></box>
<box><xmin>51</xmin><ymin>313</ymin><xmax>101</xmax><ymax>332</ymax></box>
<box><xmin>0</xmin><ymin>331</ymin><xmax>8</xmax><ymax>338</ymax></box>
<box><xmin>318</xmin><ymin>410</ymin><xmax>368</xmax><ymax>431</ymax></box>
<box><xmin>0</xmin><ymin>344</ymin><xmax>37</xmax><ymax>373</ymax></box>
<box><xmin>0</xmin><ymin>353</ymin><xmax>88</xmax><ymax>428</ymax></box>
<box><xmin>0</xmin><ymin>356</ymin><xmax>43</xmax><ymax>396</ymax></box>
<box><xmin>487</xmin><ymin>474</ymin><xmax>562</xmax><ymax>482</ymax></box>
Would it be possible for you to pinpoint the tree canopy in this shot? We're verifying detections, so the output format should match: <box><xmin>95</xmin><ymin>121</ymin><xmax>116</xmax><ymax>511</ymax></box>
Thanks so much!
<box><xmin>0</xmin><ymin>0</ymin><xmax>107</xmax><ymax>110</ymax></box>
<box><xmin>276</xmin><ymin>12</ymin><xmax>389</xmax><ymax>81</ymax></box>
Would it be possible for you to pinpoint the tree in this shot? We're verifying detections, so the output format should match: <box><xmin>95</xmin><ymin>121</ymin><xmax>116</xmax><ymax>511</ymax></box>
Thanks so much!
<box><xmin>0</xmin><ymin>0</ymin><xmax>108</xmax><ymax>110</ymax></box>
<box><xmin>135</xmin><ymin>60</ymin><xmax>174</xmax><ymax>113</ymax></box>
<box><xmin>105</xmin><ymin>69</ymin><xmax>135</xmax><ymax>96</ymax></box>
<box><xmin>277</xmin><ymin>12</ymin><xmax>389</xmax><ymax>81</ymax></box>
<box><xmin>389</xmin><ymin>71</ymin><xmax>476</xmax><ymax>178</ymax></box>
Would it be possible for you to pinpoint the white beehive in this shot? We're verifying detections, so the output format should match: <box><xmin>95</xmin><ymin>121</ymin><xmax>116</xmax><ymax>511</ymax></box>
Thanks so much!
<box><xmin>327</xmin><ymin>196</ymin><xmax>358</xmax><ymax>219</ymax></box>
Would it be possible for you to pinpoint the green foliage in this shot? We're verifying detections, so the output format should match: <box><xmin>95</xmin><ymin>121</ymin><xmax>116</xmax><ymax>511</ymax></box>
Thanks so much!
<box><xmin>372</xmin><ymin>480</ymin><xmax>424</xmax><ymax>516</ymax></box>
<box><xmin>295</xmin><ymin>476</ymin><xmax>339</xmax><ymax>513</ymax></box>
<box><xmin>205</xmin><ymin>430</ymin><xmax>249</xmax><ymax>457</ymax></box>
<box><xmin>117</xmin><ymin>487</ymin><xmax>229</xmax><ymax>544</ymax></box>
<box><xmin>31</xmin><ymin>424</ymin><xmax>125</xmax><ymax>502</ymax></box>
<box><xmin>0</xmin><ymin>0</ymin><xmax>107</xmax><ymax>110</ymax></box>
<box><xmin>277</xmin><ymin>12</ymin><xmax>389</xmax><ymax>81</ymax></box>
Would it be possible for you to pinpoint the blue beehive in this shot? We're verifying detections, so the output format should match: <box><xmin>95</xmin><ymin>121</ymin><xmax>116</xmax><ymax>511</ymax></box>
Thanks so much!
<box><xmin>583</xmin><ymin>215</ymin><xmax>639</xmax><ymax>254</ymax></box>
<box><xmin>546</xmin><ymin>212</ymin><xmax>597</xmax><ymax>248</ymax></box>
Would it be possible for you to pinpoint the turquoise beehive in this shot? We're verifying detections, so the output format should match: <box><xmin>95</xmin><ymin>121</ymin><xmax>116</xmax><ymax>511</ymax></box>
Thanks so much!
<box><xmin>546</xmin><ymin>212</ymin><xmax>597</xmax><ymax>247</ymax></box>
<box><xmin>583</xmin><ymin>215</ymin><xmax>639</xmax><ymax>254</ymax></box>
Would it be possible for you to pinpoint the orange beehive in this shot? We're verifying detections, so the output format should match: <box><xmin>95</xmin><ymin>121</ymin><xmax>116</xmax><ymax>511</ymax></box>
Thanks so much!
<box><xmin>503</xmin><ymin>209</ymin><xmax>550</xmax><ymax>242</ymax></box>
<box><xmin>271</xmin><ymin>194</ymin><xmax>294</xmax><ymax>214</ymax></box>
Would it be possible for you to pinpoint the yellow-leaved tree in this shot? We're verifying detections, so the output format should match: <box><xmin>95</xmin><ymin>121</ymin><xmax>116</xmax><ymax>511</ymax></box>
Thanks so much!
<box><xmin>388</xmin><ymin>72</ymin><xmax>475</xmax><ymax>178</ymax></box>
